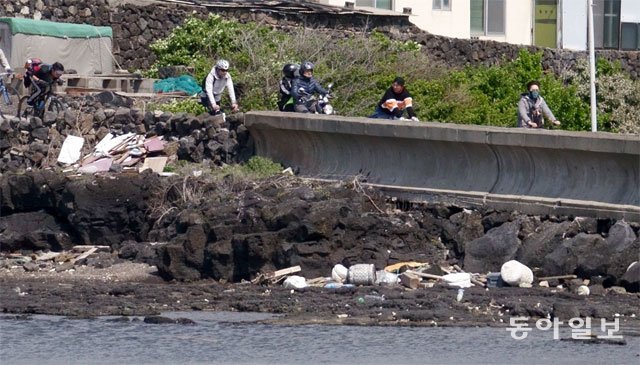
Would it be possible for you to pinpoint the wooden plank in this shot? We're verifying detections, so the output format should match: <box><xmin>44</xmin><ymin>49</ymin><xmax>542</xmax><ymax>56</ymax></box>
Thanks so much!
<box><xmin>537</xmin><ymin>274</ymin><xmax>577</xmax><ymax>281</ymax></box>
<box><xmin>71</xmin><ymin>247</ymin><xmax>98</xmax><ymax>264</ymax></box>
<box><xmin>266</xmin><ymin>265</ymin><xmax>301</xmax><ymax>278</ymax></box>
<box><xmin>400</xmin><ymin>272</ymin><xmax>421</xmax><ymax>289</ymax></box>
<box><xmin>405</xmin><ymin>270</ymin><xmax>443</xmax><ymax>280</ymax></box>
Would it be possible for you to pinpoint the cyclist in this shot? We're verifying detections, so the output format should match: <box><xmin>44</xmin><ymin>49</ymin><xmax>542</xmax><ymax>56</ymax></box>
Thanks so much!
<box><xmin>27</xmin><ymin>61</ymin><xmax>64</xmax><ymax>107</ymax></box>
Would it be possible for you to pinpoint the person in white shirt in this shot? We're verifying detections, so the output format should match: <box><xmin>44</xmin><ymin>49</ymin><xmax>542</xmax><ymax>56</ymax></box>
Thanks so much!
<box><xmin>0</xmin><ymin>35</ymin><xmax>13</xmax><ymax>73</ymax></box>
<box><xmin>200</xmin><ymin>59</ymin><xmax>238</xmax><ymax>115</ymax></box>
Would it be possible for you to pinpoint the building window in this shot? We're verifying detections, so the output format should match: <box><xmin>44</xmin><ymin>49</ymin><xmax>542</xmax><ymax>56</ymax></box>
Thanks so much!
<box><xmin>620</xmin><ymin>23</ymin><xmax>639</xmax><ymax>50</ymax></box>
<box><xmin>356</xmin><ymin>0</ymin><xmax>393</xmax><ymax>10</ymax></box>
<box><xmin>603</xmin><ymin>0</ymin><xmax>620</xmax><ymax>48</ymax></box>
<box><xmin>433</xmin><ymin>0</ymin><xmax>451</xmax><ymax>11</ymax></box>
<box><xmin>470</xmin><ymin>0</ymin><xmax>505</xmax><ymax>35</ymax></box>
<box><xmin>594</xmin><ymin>0</ymin><xmax>620</xmax><ymax>49</ymax></box>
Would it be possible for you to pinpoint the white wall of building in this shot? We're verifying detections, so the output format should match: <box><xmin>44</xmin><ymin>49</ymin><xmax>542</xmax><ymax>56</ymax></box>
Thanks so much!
<box><xmin>621</xmin><ymin>0</ymin><xmax>640</xmax><ymax>23</ymax></box>
<box><xmin>480</xmin><ymin>1</ymin><xmax>532</xmax><ymax>45</ymax></box>
<box><xmin>323</xmin><ymin>0</ymin><xmax>533</xmax><ymax>44</ymax></box>
<box><xmin>561</xmin><ymin>0</ymin><xmax>588</xmax><ymax>50</ymax></box>
<box><xmin>401</xmin><ymin>0</ymin><xmax>470</xmax><ymax>39</ymax></box>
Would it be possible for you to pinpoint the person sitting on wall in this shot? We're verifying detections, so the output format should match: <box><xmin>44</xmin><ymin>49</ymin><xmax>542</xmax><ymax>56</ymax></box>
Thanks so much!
<box><xmin>369</xmin><ymin>77</ymin><xmax>419</xmax><ymax>122</ymax></box>
<box><xmin>517</xmin><ymin>80</ymin><xmax>561</xmax><ymax>128</ymax></box>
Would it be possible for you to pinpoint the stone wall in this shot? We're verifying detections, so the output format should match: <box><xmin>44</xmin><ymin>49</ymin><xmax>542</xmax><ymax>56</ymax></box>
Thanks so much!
<box><xmin>0</xmin><ymin>0</ymin><xmax>637</xmax><ymax>78</ymax></box>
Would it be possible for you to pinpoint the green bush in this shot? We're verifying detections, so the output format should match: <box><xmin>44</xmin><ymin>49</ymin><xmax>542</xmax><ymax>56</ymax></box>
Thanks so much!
<box><xmin>148</xmin><ymin>99</ymin><xmax>207</xmax><ymax>115</ymax></box>
<box><xmin>148</xmin><ymin>16</ymin><xmax>639</xmax><ymax>133</ymax></box>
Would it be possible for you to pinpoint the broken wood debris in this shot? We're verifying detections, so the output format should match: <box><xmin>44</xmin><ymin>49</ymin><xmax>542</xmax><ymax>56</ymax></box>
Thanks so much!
<box><xmin>251</xmin><ymin>265</ymin><xmax>302</xmax><ymax>285</ymax></box>
<box><xmin>60</xmin><ymin>132</ymin><xmax>169</xmax><ymax>174</ymax></box>
<box><xmin>537</xmin><ymin>274</ymin><xmax>578</xmax><ymax>281</ymax></box>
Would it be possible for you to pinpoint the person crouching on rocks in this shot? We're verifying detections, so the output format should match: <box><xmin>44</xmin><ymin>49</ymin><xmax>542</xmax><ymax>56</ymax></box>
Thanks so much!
<box><xmin>200</xmin><ymin>59</ymin><xmax>239</xmax><ymax>115</ymax></box>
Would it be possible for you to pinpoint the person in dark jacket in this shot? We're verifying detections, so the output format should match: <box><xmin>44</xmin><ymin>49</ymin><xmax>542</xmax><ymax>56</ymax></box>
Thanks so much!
<box><xmin>278</xmin><ymin>63</ymin><xmax>299</xmax><ymax>112</ymax></box>
<box><xmin>517</xmin><ymin>80</ymin><xmax>561</xmax><ymax>128</ymax></box>
<box><xmin>369</xmin><ymin>77</ymin><xmax>419</xmax><ymax>121</ymax></box>
<box><xmin>291</xmin><ymin>61</ymin><xmax>329</xmax><ymax>113</ymax></box>
<box><xmin>27</xmin><ymin>61</ymin><xmax>64</xmax><ymax>106</ymax></box>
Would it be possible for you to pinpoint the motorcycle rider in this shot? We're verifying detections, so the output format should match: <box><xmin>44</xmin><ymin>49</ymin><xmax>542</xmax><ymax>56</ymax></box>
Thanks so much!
<box><xmin>291</xmin><ymin>61</ymin><xmax>329</xmax><ymax>113</ymax></box>
<box><xmin>278</xmin><ymin>63</ymin><xmax>299</xmax><ymax>112</ymax></box>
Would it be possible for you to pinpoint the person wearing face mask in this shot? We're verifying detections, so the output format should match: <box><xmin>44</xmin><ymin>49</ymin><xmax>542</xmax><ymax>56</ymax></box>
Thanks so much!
<box><xmin>517</xmin><ymin>80</ymin><xmax>560</xmax><ymax>128</ymax></box>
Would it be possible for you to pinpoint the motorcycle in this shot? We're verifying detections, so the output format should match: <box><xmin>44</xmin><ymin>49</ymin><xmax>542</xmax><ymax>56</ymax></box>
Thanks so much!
<box><xmin>297</xmin><ymin>83</ymin><xmax>335</xmax><ymax>115</ymax></box>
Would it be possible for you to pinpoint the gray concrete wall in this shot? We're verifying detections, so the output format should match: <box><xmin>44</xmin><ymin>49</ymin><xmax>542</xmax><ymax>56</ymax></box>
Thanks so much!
<box><xmin>245</xmin><ymin>111</ymin><xmax>640</xmax><ymax>219</ymax></box>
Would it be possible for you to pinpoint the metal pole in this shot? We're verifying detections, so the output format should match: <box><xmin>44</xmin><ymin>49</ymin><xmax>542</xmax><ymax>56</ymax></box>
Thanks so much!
<box><xmin>588</xmin><ymin>0</ymin><xmax>597</xmax><ymax>132</ymax></box>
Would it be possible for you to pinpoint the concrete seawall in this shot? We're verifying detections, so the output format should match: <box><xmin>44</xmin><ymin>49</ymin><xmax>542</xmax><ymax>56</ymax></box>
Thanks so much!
<box><xmin>245</xmin><ymin>112</ymin><xmax>640</xmax><ymax>220</ymax></box>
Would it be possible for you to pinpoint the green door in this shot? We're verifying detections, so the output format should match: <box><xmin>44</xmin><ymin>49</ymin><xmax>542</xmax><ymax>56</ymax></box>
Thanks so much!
<box><xmin>534</xmin><ymin>0</ymin><xmax>558</xmax><ymax>48</ymax></box>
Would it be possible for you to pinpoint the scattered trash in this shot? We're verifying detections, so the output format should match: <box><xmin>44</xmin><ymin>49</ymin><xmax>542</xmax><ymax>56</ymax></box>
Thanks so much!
<box><xmin>456</xmin><ymin>288</ymin><xmax>464</xmax><ymax>302</ymax></box>
<box><xmin>441</xmin><ymin>273</ymin><xmax>473</xmax><ymax>288</ymax></box>
<box><xmin>252</xmin><ymin>265</ymin><xmax>301</xmax><ymax>285</ymax></box>
<box><xmin>500</xmin><ymin>260</ymin><xmax>533</xmax><ymax>287</ymax></box>
<box><xmin>282</xmin><ymin>167</ymin><xmax>294</xmax><ymax>175</ymax></box>
<box><xmin>347</xmin><ymin>264</ymin><xmax>376</xmax><ymax>286</ymax></box>
<box><xmin>331</xmin><ymin>264</ymin><xmax>348</xmax><ymax>283</ymax></box>
<box><xmin>57</xmin><ymin>135</ymin><xmax>85</xmax><ymax>164</ymax></box>
<box><xmin>325</xmin><ymin>282</ymin><xmax>352</xmax><ymax>289</ymax></box>
<box><xmin>384</xmin><ymin>261</ymin><xmax>426</xmax><ymax>273</ymax></box>
<box><xmin>399</xmin><ymin>272</ymin><xmax>421</xmax><ymax>289</ymax></box>
<box><xmin>376</xmin><ymin>270</ymin><xmax>398</xmax><ymax>285</ymax></box>
<box><xmin>486</xmin><ymin>272</ymin><xmax>504</xmax><ymax>288</ymax></box>
<box><xmin>58</xmin><ymin>132</ymin><xmax>170</xmax><ymax>175</ymax></box>
<box><xmin>539</xmin><ymin>280</ymin><xmax>550</xmax><ymax>287</ymax></box>
<box><xmin>283</xmin><ymin>275</ymin><xmax>307</xmax><ymax>289</ymax></box>
<box><xmin>577</xmin><ymin>285</ymin><xmax>590</xmax><ymax>296</ymax></box>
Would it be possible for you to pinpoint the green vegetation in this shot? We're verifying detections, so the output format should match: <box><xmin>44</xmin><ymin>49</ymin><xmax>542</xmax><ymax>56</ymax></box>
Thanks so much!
<box><xmin>148</xmin><ymin>98</ymin><xmax>207</xmax><ymax>115</ymax></box>
<box><xmin>163</xmin><ymin>156</ymin><xmax>282</xmax><ymax>179</ymax></box>
<box><xmin>148</xmin><ymin>14</ymin><xmax>639</xmax><ymax>133</ymax></box>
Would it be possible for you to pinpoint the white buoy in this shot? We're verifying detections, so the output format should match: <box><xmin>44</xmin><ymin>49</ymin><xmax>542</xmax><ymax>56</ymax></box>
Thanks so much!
<box><xmin>331</xmin><ymin>264</ymin><xmax>348</xmax><ymax>283</ymax></box>
<box><xmin>500</xmin><ymin>260</ymin><xmax>534</xmax><ymax>287</ymax></box>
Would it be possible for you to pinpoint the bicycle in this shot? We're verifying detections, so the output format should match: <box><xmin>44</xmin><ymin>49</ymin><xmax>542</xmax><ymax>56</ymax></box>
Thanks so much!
<box><xmin>0</xmin><ymin>72</ymin><xmax>18</xmax><ymax>119</ymax></box>
<box><xmin>16</xmin><ymin>79</ymin><xmax>65</xmax><ymax>119</ymax></box>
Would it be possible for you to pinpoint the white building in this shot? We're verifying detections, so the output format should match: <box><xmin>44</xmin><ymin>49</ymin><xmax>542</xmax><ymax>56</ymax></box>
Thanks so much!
<box><xmin>318</xmin><ymin>0</ymin><xmax>640</xmax><ymax>50</ymax></box>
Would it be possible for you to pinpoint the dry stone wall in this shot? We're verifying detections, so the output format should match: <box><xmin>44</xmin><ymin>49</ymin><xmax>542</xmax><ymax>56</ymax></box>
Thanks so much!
<box><xmin>0</xmin><ymin>0</ymin><xmax>637</xmax><ymax>77</ymax></box>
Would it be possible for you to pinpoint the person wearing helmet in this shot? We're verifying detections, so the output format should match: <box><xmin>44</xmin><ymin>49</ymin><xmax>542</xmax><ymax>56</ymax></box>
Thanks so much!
<box><xmin>200</xmin><ymin>59</ymin><xmax>239</xmax><ymax>115</ymax></box>
<box><xmin>278</xmin><ymin>63</ymin><xmax>299</xmax><ymax>112</ymax></box>
<box><xmin>27</xmin><ymin>61</ymin><xmax>64</xmax><ymax>106</ymax></box>
<box><xmin>369</xmin><ymin>77</ymin><xmax>419</xmax><ymax>122</ymax></box>
<box><xmin>291</xmin><ymin>61</ymin><xmax>329</xmax><ymax>113</ymax></box>
<box><xmin>517</xmin><ymin>80</ymin><xmax>560</xmax><ymax>128</ymax></box>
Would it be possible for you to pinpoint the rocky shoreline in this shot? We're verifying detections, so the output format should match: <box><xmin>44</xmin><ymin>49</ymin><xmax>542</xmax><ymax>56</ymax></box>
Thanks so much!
<box><xmin>1</xmin><ymin>93</ymin><xmax>639</xmax><ymax>332</ymax></box>
<box><xmin>1</xmin><ymin>260</ymin><xmax>639</xmax><ymax>334</ymax></box>
<box><xmin>1</xmin><ymin>171</ymin><xmax>639</xmax><ymax>332</ymax></box>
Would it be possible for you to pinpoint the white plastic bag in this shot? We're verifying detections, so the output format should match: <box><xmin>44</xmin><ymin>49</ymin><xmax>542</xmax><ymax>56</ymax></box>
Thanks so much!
<box><xmin>283</xmin><ymin>275</ymin><xmax>307</xmax><ymax>289</ymax></box>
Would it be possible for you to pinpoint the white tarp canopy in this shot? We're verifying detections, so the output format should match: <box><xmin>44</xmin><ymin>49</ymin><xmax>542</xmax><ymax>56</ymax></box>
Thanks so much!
<box><xmin>0</xmin><ymin>17</ymin><xmax>113</xmax><ymax>75</ymax></box>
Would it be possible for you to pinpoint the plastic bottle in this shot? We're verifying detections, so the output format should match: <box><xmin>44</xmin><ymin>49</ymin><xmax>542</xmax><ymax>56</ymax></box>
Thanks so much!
<box><xmin>363</xmin><ymin>294</ymin><xmax>385</xmax><ymax>302</ymax></box>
